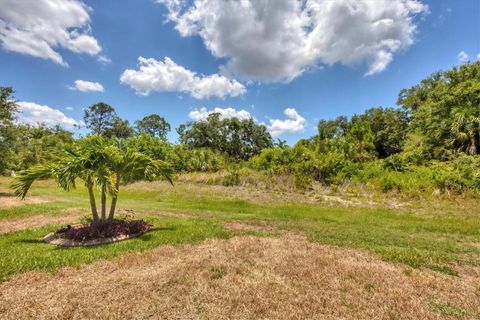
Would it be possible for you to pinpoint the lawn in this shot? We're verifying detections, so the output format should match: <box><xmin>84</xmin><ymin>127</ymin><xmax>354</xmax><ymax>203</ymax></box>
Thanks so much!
<box><xmin>1</xmin><ymin>176</ymin><xmax>479</xmax><ymax>318</ymax></box>
<box><xmin>1</xmin><ymin>176</ymin><xmax>479</xmax><ymax>279</ymax></box>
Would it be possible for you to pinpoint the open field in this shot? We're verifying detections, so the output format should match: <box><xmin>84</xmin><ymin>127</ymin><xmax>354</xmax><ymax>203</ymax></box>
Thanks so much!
<box><xmin>0</xmin><ymin>176</ymin><xmax>479</xmax><ymax>319</ymax></box>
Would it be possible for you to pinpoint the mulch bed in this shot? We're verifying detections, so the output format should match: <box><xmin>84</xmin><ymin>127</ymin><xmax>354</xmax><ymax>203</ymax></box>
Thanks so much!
<box><xmin>43</xmin><ymin>219</ymin><xmax>151</xmax><ymax>247</ymax></box>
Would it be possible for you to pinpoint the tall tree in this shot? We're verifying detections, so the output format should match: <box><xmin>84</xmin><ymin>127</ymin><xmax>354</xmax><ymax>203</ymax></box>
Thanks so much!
<box><xmin>346</xmin><ymin>118</ymin><xmax>376</xmax><ymax>162</ymax></box>
<box><xmin>0</xmin><ymin>87</ymin><xmax>18</xmax><ymax>174</ymax></box>
<box><xmin>353</xmin><ymin>107</ymin><xmax>409</xmax><ymax>158</ymax></box>
<box><xmin>83</xmin><ymin>103</ymin><xmax>133</xmax><ymax>138</ymax></box>
<box><xmin>110</xmin><ymin>117</ymin><xmax>134</xmax><ymax>139</ymax></box>
<box><xmin>398</xmin><ymin>61</ymin><xmax>480</xmax><ymax>159</ymax></box>
<box><xmin>135</xmin><ymin>114</ymin><xmax>171</xmax><ymax>140</ymax></box>
<box><xmin>177</xmin><ymin>113</ymin><xmax>273</xmax><ymax>160</ymax></box>
<box><xmin>83</xmin><ymin>102</ymin><xmax>116</xmax><ymax>135</ymax></box>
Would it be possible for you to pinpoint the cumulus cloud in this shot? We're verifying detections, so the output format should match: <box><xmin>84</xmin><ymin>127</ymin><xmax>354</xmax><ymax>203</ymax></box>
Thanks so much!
<box><xmin>71</xmin><ymin>80</ymin><xmax>104</xmax><ymax>92</ymax></box>
<box><xmin>120</xmin><ymin>57</ymin><xmax>246</xmax><ymax>99</ymax></box>
<box><xmin>0</xmin><ymin>0</ymin><xmax>102</xmax><ymax>66</ymax></box>
<box><xmin>457</xmin><ymin>51</ymin><xmax>469</xmax><ymax>64</ymax></box>
<box><xmin>267</xmin><ymin>108</ymin><xmax>306</xmax><ymax>137</ymax></box>
<box><xmin>189</xmin><ymin>107</ymin><xmax>252</xmax><ymax>121</ymax></box>
<box><xmin>159</xmin><ymin>0</ymin><xmax>428</xmax><ymax>82</ymax></box>
<box><xmin>17</xmin><ymin>101</ymin><xmax>80</xmax><ymax>128</ymax></box>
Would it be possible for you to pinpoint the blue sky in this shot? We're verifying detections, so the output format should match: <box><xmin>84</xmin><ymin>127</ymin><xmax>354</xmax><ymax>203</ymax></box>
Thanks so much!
<box><xmin>0</xmin><ymin>0</ymin><xmax>479</xmax><ymax>143</ymax></box>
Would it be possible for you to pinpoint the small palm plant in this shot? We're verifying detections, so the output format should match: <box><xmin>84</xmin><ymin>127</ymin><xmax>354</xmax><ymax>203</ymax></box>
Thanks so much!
<box><xmin>12</xmin><ymin>135</ymin><xmax>173</xmax><ymax>228</ymax></box>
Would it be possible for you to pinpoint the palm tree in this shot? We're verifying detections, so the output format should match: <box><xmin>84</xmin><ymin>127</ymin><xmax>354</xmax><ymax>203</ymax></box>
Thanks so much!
<box><xmin>450</xmin><ymin>108</ymin><xmax>480</xmax><ymax>155</ymax></box>
<box><xmin>12</xmin><ymin>135</ymin><xmax>173</xmax><ymax>228</ymax></box>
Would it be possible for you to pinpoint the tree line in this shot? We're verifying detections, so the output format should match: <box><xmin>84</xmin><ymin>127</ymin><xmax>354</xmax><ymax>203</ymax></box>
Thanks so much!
<box><xmin>1</xmin><ymin>61</ymin><xmax>479</xmax><ymax>192</ymax></box>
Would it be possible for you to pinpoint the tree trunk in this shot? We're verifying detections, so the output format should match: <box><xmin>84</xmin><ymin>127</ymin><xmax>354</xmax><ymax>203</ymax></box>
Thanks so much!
<box><xmin>101</xmin><ymin>184</ymin><xmax>107</xmax><ymax>224</ymax></box>
<box><xmin>108</xmin><ymin>173</ymin><xmax>120</xmax><ymax>222</ymax></box>
<box><xmin>87</xmin><ymin>182</ymin><xmax>100</xmax><ymax>226</ymax></box>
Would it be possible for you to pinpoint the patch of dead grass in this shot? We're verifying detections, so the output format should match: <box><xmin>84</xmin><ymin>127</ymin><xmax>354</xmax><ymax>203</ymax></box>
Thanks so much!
<box><xmin>0</xmin><ymin>208</ymin><xmax>83</xmax><ymax>234</ymax></box>
<box><xmin>1</xmin><ymin>235</ymin><xmax>478</xmax><ymax>319</ymax></box>
<box><xmin>224</xmin><ymin>220</ymin><xmax>277</xmax><ymax>233</ymax></box>
<box><xmin>0</xmin><ymin>195</ymin><xmax>58</xmax><ymax>209</ymax></box>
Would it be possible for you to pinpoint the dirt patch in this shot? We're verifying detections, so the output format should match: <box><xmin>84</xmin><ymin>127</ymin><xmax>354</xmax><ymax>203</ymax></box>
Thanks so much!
<box><xmin>0</xmin><ymin>209</ymin><xmax>83</xmax><ymax>234</ymax></box>
<box><xmin>1</xmin><ymin>235</ymin><xmax>478</xmax><ymax>319</ymax></box>
<box><xmin>0</xmin><ymin>195</ymin><xmax>57</xmax><ymax>209</ymax></box>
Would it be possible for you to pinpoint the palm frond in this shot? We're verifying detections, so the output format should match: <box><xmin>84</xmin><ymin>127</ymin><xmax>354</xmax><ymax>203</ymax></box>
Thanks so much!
<box><xmin>11</xmin><ymin>165</ymin><xmax>55</xmax><ymax>199</ymax></box>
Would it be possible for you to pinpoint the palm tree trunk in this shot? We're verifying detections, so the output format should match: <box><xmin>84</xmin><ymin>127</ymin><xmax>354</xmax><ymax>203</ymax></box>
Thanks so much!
<box><xmin>101</xmin><ymin>184</ymin><xmax>107</xmax><ymax>224</ymax></box>
<box><xmin>87</xmin><ymin>182</ymin><xmax>100</xmax><ymax>226</ymax></box>
<box><xmin>108</xmin><ymin>173</ymin><xmax>120</xmax><ymax>222</ymax></box>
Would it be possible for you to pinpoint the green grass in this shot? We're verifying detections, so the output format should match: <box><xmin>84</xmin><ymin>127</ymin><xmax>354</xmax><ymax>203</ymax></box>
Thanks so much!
<box><xmin>0</xmin><ymin>217</ymin><xmax>229</xmax><ymax>281</ymax></box>
<box><xmin>0</xmin><ymin>177</ymin><xmax>479</xmax><ymax>281</ymax></box>
<box><xmin>0</xmin><ymin>201</ymin><xmax>83</xmax><ymax>220</ymax></box>
<box><xmin>429</xmin><ymin>300</ymin><xmax>466</xmax><ymax>317</ymax></box>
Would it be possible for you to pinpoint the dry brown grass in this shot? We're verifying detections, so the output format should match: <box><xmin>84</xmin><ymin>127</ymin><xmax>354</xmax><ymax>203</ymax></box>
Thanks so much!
<box><xmin>0</xmin><ymin>195</ymin><xmax>57</xmax><ymax>209</ymax></box>
<box><xmin>0</xmin><ymin>208</ymin><xmax>84</xmax><ymax>234</ymax></box>
<box><xmin>125</xmin><ymin>179</ymin><xmax>478</xmax><ymax>215</ymax></box>
<box><xmin>1</xmin><ymin>234</ymin><xmax>478</xmax><ymax>320</ymax></box>
<box><xmin>224</xmin><ymin>220</ymin><xmax>277</xmax><ymax>233</ymax></box>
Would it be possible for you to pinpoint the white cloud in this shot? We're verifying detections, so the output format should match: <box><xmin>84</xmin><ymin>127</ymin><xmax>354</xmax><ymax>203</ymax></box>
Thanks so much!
<box><xmin>97</xmin><ymin>55</ymin><xmax>112</xmax><ymax>64</ymax></box>
<box><xmin>159</xmin><ymin>0</ymin><xmax>428</xmax><ymax>82</ymax></box>
<box><xmin>267</xmin><ymin>108</ymin><xmax>306</xmax><ymax>137</ymax></box>
<box><xmin>189</xmin><ymin>107</ymin><xmax>252</xmax><ymax>121</ymax></box>
<box><xmin>458</xmin><ymin>51</ymin><xmax>469</xmax><ymax>64</ymax></box>
<box><xmin>477</xmin><ymin>53</ymin><xmax>480</xmax><ymax>60</ymax></box>
<box><xmin>17</xmin><ymin>101</ymin><xmax>80</xmax><ymax>128</ymax></box>
<box><xmin>65</xmin><ymin>106</ymin><xmax>74</xmax><ymax>111</ymax></box>
<box><xmin>71</xmin><ymin>80</ymin><xmax>104</xmax><ymax>92</ymax></box>
<box><xmin>120</xmin><ymin>57</ymin><xmax>246</xmax><ymax>99</ymax></box>
<box><xmin>188</xmin><ymin>106</ymin><xmax>305</xmax><ymax>137</ymax></box>
<box><xmin>0</xmin><ymin>0</ymin><xmax>102</xmax><ymax>66</ymax></box>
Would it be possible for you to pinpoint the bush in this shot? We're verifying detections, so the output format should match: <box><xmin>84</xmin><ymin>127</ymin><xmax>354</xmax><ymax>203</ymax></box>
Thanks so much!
<box><xmin>223</xmin><ymin>169</ymin><xmax>240</xmax><ymax>186</ymax></box>
<box><xmin>171</xmin><ymin>146</ymin><xmax>227</xmax><ymax>173</ymax></box>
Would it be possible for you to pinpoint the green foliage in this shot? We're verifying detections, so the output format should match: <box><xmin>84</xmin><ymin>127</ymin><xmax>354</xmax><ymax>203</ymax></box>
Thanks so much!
<box><xmin>249</xmin><ymin>145</ymin><xmax>356</xmax><ymax>186</ymax></box>
<box><xmin>126</xmin><ymin>133</ymin><xmax>173</xmax><ymax>162</ymax></box>
<box><xmin>223</xmin><ymin>168</ymin><xmax>240</xmax><ymax>186</ymax></box>
<box><xmin>353</xmin><ymin>107</ymin><xmax>409</xmax><ymax>158</ymax></box>
<box><xmin>126</xmin><ymin>135</ymin><xmax>227</xmax><ymax>173</ymax></box>
<box><xmin>171</xmin><ymin>145</ymin><xmax>227</xmax><ymax>172</ymax></box>
<box><xmin>3</xmin><ymin>62</ymin><xmax>480</xmax><ymax>196</ymax></box>
<box><xmin>177</xmin><ymin>113</ymin><xmax>273</xmax><ymax>160</ymax></box>
<box><xmin>13</xmin><ymin>124</ymin><xmax>74</xmax><ymax>170</ymax></box>
<box><xmin>83</xmin><ymin>102</ymin><xmax>134</xmax><ymax>138</ymax></box>
<box><xmin>399</xmin><ymin>61</ymin><xmax>480</xmax><ymax>159</ymax></box>
<box><xmin>12</xmin><ymin>135</ymin><xmax>173</xmax><ymax>225</ymax></box>
<box><xmin>135</xmin><ymin>114</ymin><xmax>171</xmax><ymax>140</ymax></box>
<box><xmin>0</xmin><ymin>87</ymin><xmax>18</xmax><ymax>174</ymax></box>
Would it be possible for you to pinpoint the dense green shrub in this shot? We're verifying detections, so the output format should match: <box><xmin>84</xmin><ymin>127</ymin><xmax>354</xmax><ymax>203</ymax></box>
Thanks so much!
<box><xmin>171</xmin><ymin>146</ymin><xmax>226</xmax><ymax>173</ymax></box>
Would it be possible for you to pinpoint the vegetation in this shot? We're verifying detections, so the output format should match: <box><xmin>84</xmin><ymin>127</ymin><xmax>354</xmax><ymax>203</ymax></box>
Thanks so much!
<box><xmin>177</xmin><ymin>113</ymin><xmax>274</xmax><ymax>160</ymax></box>
<box><xmin>0</xmin><ymin>177</ymin><xmax>479</xmax><ymax>281</ymax></box>
<box><xmin>135</xmin><ymin>114</ymin><xmax>171</xmax><ymax>140</ymax></box>
<box><xmin>12</xmin><ymin>136</ymin><xmax>173</xmax><ymax>227</ymax></box>
<box><xmin>2</xmin><ymin>62</ymin><xmax>479</xmax><ymax>198</ymax></box>
<box><xmin>1</xmin><ymin>61</ymin><xmax>479</xmax><ymax>318</ymax></box>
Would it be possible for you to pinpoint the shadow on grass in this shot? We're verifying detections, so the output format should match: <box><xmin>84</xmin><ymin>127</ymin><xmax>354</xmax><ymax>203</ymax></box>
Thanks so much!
<box><xmin>14</xmin><ymin>226</ymin><xmax>178</xmax><ymax>248</ymax></box>
<box><xmin>17</xmin><ymin>238</ymin><xmax>45</xmax><ymax>244</ymax></box>
<box><xmin>0</xmin><ymin>191</ymin><xmax>15</xmax><ymax>197</ymax></box>
<box><xmin>149</xmin><ymin>226</ymin><xmax>177</xmax><ymax>232</ymax></box>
